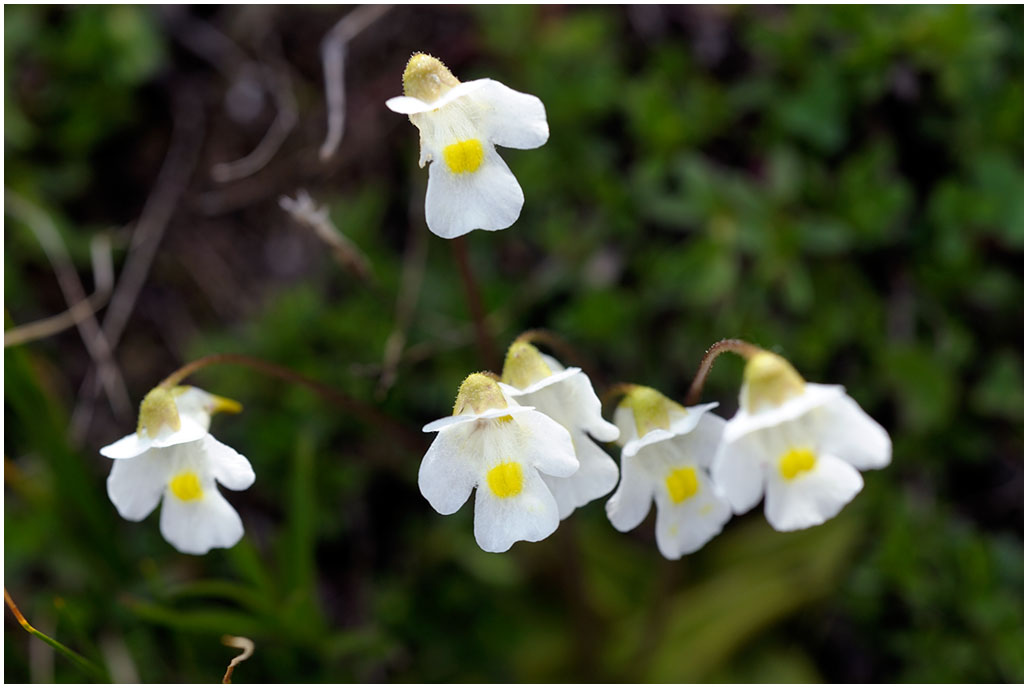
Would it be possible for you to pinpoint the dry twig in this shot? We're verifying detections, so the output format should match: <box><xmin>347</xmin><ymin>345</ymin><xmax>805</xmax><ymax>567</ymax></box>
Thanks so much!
<box><xmin>5</xmin><ymin>192</ymin><xmax>131</xmax><ymax>418</ymax></box>
<box><xmin>279</xmin><ymin>190</ymin><xmax>372</xmax><ymax>279</ymax></box>
<box><xmin>72</xmin><ymin>90</ymin><xmax>205</xmax><ymax>439</ymax></box>
<box><xmin>5</xmin><ymin>234</ymin><xmax>114</xmax><ymax>348</ymax></box>
<box><xmin>211</xmin><ymin>58</ymin><xmax>298</xmax><ymax>183</ymax></box>
<box><xmin>221</xmin><ymin>635</ymin><xmax>254</xmax><ymax>683</ymax></box>
<box><xmin>319</xmin><ymin>4</ymin><xmax>393</xmax><ymax>161</ymax></box>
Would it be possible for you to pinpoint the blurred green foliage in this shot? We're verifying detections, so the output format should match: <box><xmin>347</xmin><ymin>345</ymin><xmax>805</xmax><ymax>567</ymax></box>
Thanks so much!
<box><xmin>5</xmin><ymin>5</ymin><xmax>1022</xmax><ymax>683</ymax></box>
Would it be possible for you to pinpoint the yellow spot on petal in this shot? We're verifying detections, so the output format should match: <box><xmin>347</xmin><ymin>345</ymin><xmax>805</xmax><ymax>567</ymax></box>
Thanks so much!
<box><xmin>666</xmin><ymin>467</ymin><xmax>699</xmax><ymax>504</ymax></box>
<box><xmin>443</xmin><ymin>139</ymin><xmax>484</xmax><ymax>175</ymax></box>
<box><xmin>496</xmin><ymin>415</ymin><xmax>514</xmax><ymax>424</ymax></box>
<box><xmin>169</xmin><ymin>471</ymin><xmax>204</xmax><ymax>502</ymax></box>
<box><xmin>779</xmin><ymin>447</ymin><xmax>816</xmax><ymax>480</ymax></box>
<box><xmin>486</xmin><ymin>461</ymin><xmax>523</xmax><ymax>498</ymax></box>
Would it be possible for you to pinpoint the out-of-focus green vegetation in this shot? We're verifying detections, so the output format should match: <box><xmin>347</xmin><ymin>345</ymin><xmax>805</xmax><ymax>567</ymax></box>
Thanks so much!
<box><xmin>4</xmin><ymin>5</ymin><xmax>1022</xmax><ymax>683</ymax></box>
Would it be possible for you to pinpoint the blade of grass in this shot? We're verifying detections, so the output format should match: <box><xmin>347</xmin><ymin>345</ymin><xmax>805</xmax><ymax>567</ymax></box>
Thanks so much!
<box><xmin>4</xmin><ymin>589</ymin><xmax>107</xmax><ymax>681</ymax></box>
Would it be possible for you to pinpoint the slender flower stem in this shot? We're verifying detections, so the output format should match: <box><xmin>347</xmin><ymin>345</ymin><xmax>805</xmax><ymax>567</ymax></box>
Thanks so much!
<box><xmin>450</xmin><ymin>236</ymin><xmax>499</xmax><ymax>371</ymax></box>
<box><xmin>514</xmin><ymin>328</ymin><xmax>602</xmax><ymax>385</ymax></box>
<box><xmin>601</xmin><ymin>382</ymin><xmax>639</xmax><ymax>410</ymax></box>
<box><xmin>4</xmin><ymin>589</ymin><xmax>107</xmax><ymax>681</ymax></box>
<box><xmin>158</xmin><ymin>353</ymin><xmax>424</xmax><ymax>452</ymax></box>
<box><xmin>684</xmin><ymin>338</ymin><xmax>763</xmax><ymax>406</ymax></box>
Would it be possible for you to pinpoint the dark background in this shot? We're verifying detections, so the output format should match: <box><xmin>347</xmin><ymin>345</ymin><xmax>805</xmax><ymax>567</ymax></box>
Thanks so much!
<box><xmin>4</xmin><ymin>5</ymin><xmax>1023</xmax><ymax>682</ymax></box>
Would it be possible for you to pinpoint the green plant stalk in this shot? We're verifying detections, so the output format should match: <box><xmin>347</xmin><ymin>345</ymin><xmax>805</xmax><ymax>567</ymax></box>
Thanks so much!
<box><xmin>4</xmin><ymin>589</ymin><xmax>107</xmax><ymax>681</ymax></box>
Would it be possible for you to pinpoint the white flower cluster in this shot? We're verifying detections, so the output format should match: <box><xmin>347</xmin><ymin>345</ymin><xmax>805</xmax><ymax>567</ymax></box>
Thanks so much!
<box><xmin>420</xmin><ymin>341</ymin><xmax>891</xmax><ymax>558</ymax></box>
<box><xmin>98</xmin><ymin>58</ymin><xmax>891</xmax><ymax>562</ymax></box>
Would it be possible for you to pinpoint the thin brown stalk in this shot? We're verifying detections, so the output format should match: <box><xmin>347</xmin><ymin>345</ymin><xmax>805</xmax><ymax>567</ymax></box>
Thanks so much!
<box><xmin>684</xmin><ymin>338</ymin><xmax>762</xmax><ymax>406</ymax></box>
<box><xmin>450</xmin><ymin>236</ymin><xmax>499</xmax><ymax>371</ymax></box>
<box><xmin>319</xmin><ymin>5</ymin><xmax>393</xmax><ymax>161</ymax></box>
<box><xmin>159</xmin><ymin>353</ymin><xmax>424</xmax><ymax>453</ymax></box>
<box><xmin>5</xmin><ymin>191</ymin><xmax>131</xmax><ymax>418</ymax></box>
<box><xmin>221</xmin><ymin>635</ymin><xmax>254</xmax><ymax>683</ymax></box>
<box><xmin>5</xmin><ymin>235</ymin><xmax>114</xmax><ymax>348</ymax></box>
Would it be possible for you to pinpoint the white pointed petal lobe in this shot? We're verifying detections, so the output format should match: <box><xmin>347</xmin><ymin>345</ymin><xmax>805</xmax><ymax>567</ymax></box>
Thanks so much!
<box><xmin>764</xmin><ymin>453</ymin><xmax>863</xmax><ymax>532</ymax></box>
<box><xmin>418</xmin><ymin>425</ymin><xmax>479</xmax><ymax>515</ymax></box>
<box><xmin>204</xmin><ymin>435</ymin><xmax>255</xmax><ymax>491</ymax></box>
<box><xmin>106</xmin><ymin>450</ymin><xmax>171</xmax><ymax>521</ymax></box>
<box><xmin>606</xmin><ymin>454</ymin><xmax>654</xmax><ymax>532</ymax></box>
<box><xmin>150</xmin><ymin>415</ymin><xmax>209</xmax><ymax>448</ymax></box>
<box><xmin>711</xmin><ymin>432</ymin><xmax>769</xmax><ymax>514</ymax></box>
<box><xmin>513</xmin><ymin>411</ymin><xmax>578</xmax><ymax>478</ymax></box>
<box><xmin>100</xmin><ymin>432</ymin><xmax>155</xmax><ymax>460</ymax></box>
<box><xmin>422</xmin><ymin>404</ymin><xmax>535</xmax><ymax>433</ymax></box>
<box><xmin>816</xmin><ymin>395</ymin><xmax>892</xmax><ymax>470</ymax></box>
<box><xmin>542</xmin><ymin>430</ymin><xmax>619</xmax><ymax>520</ymax></box>
<box><xmin>473</xmin><ymin>79</ymin><xmax>549</xmax><ymax>149</ymax></box>
<box><xmin>386</xmin><ymin>80</ymin><xmax>491</xmax><ymax>115</ymax></box>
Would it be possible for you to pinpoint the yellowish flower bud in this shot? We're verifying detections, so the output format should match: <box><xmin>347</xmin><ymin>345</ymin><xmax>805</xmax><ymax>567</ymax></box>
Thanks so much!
<box><xmin>501</xmin><ymin>341</ymin><xmax>553</xmax><ymax>389</ymax></box>
<box><xmin>453</xmin><ymin>373</ymin><xmax>508</xmax><ymax>416</ymax></box>
<box><xmin>742</xmin><ymin>351</ymin><xmax>806</xmax><ymax>412</ymax></box>
<box><xmin>402</xmin><ymin>53</ymin><xmax>460</xmax><ymax>103</ymax></box>
<box><xmin>620</xmin><ymin>385</ymin><xmax>684</xmax><ymax>438</ymax></box>
<box><xmin>137</xmin><ymin>387</ymin><xmax>181</xmax><ymax>437</ymax></box>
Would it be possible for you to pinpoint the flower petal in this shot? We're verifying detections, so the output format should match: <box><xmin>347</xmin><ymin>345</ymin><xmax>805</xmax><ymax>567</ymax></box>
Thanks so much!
<box><xmin>472</xmin><ymin>466</ymin><xmax>559</xmax><ymax>553</ymax></box>
<box><xmin>723</xmin><ymin>383</ymin><xmax>844</xmax><ymax>444</ymax></box>
<box><xmin>422</xmin><ymin>404</ymin><xmax>535</xmax><ymax>433</ymax></box>
<box><xmin>624</xmin><ymin>402</ymin><xmax>719</xmax><ymax>458</ymax></box>
<box><xmin>606</xmin><ymin>454</ymin><xmax>655</xmax><ymax>532</ymax></box>
<box><xmin>151</xmin><ymin>415</ymin><xmax>209</xmax><ymax>448</ymax></box>
<box><xmin>386</xmin><ymin>80</ymin><xmax>491</xmax><ymax>115</ymax></box>
<box><xmin>542</xmin><ymin>430</ymin><xmax>619</xmax><ymax>519</ymax></box>
<box><xmin>418</xmin><ymin>425</ymin><xmax>479</xmax><ymax>515</ymax></box>
<box><xmin>425</xmin><ymin>145</ymin><xmax>524</xmax><ymax>238</ymax></box>
<box><xmin>653</xmin><ymin>471</ymin><xmax>732</xmax><ymax>559</ymax></box>
<box><xmin>514</xmin><ymin>410</ymin><xmax>578</xmax><ymax>478</ymax></box>
<box><xmin>710</xmin><ymin>432</ymin><xmax>769</xmax><ymax>515</ymax></box>
<box><xmin>764</xmin><ymin>453</ymin><xmax>863</xmax><ymax>532</ymax></box>
<box><xmin>815</xmin><ymin>395</ymin><xmax>892</xmax><ymax>470</ymax></box>
<box><xmin>203</xmin><ymin>435</ymin><xmax>255</xmax><ymax>491</ymax></box>
<box><xmin>100</xmin><ymin>432</ymin><xmax>155</xmax><ymax>460</ymax></box>
<box><xmin>172</xmin><ymin>386</ymin><xmax>217</xmax><ymax>430</ymax></box>
<box><xmin>159</xmin><ymin>483</ymin><xmax>245</xmax><ymax>555</ymax></box>
<box><xmin>471</xmin><ymin>79</ymin><xmax>549</xmax><ymax>150</ymax></box>
<box><xmin>106</xmin><ymin>449</ymin><xmax>170</xmax><ymax>521</ymax></box>
<box><xmin>613</xmin><ymin>405</ymin><xmax>638</xmax><ymax>446</ymax></box>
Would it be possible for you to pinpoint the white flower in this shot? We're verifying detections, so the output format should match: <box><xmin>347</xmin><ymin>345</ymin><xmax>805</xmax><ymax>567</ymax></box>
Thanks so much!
<box><xmin>498</xmin><ymin>341</ymin><xmax>619</xmax><ymax>519</ymax></box>
<box><xmin>386</xmin><ymin>53</ymin><xmax>549</xmax><ymax>239</ymax></box>
<box><xmin>605</xmin><ymin>386</ymin><xmax>731</xmax><ymax>559</ymax></box>
<box><xmin>711</xmin><ymin>351</ymin><xmax>892</xmax><ymax>532</ymax></box>
<box><xmin>100</xmin><ymin>386</ymin><xmax>254</xmax><ymax>555</ymax></box>
<box><xmin>419</xmin><ymin>373</ymin><xmax>578</xmax><ymax>553</ymax></box>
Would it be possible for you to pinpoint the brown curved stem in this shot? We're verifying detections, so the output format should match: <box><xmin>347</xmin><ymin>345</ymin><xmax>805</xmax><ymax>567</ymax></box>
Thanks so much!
<box><xmin>514</xmin><ymin>328</ymin><xmax>602</xmax><ymax>384</ymax></box>
<box><xmin>684</xmin><ymin>338</ymin><xmax>762</xmax><ymax>406</ymax></box>
<box><xmin>600</xmin><ymin>382</ymin><xmax>638</xmax><ymax>410</ymax></box>
<box><xmin>159</xmin><ymin>353</ymin><xmax>424</xmax><ymax>452</ymax></box>
<box><xmin>450</xmin><ymin>236</ymin><xmax>499</xmax><ymax>371</ymax></box>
